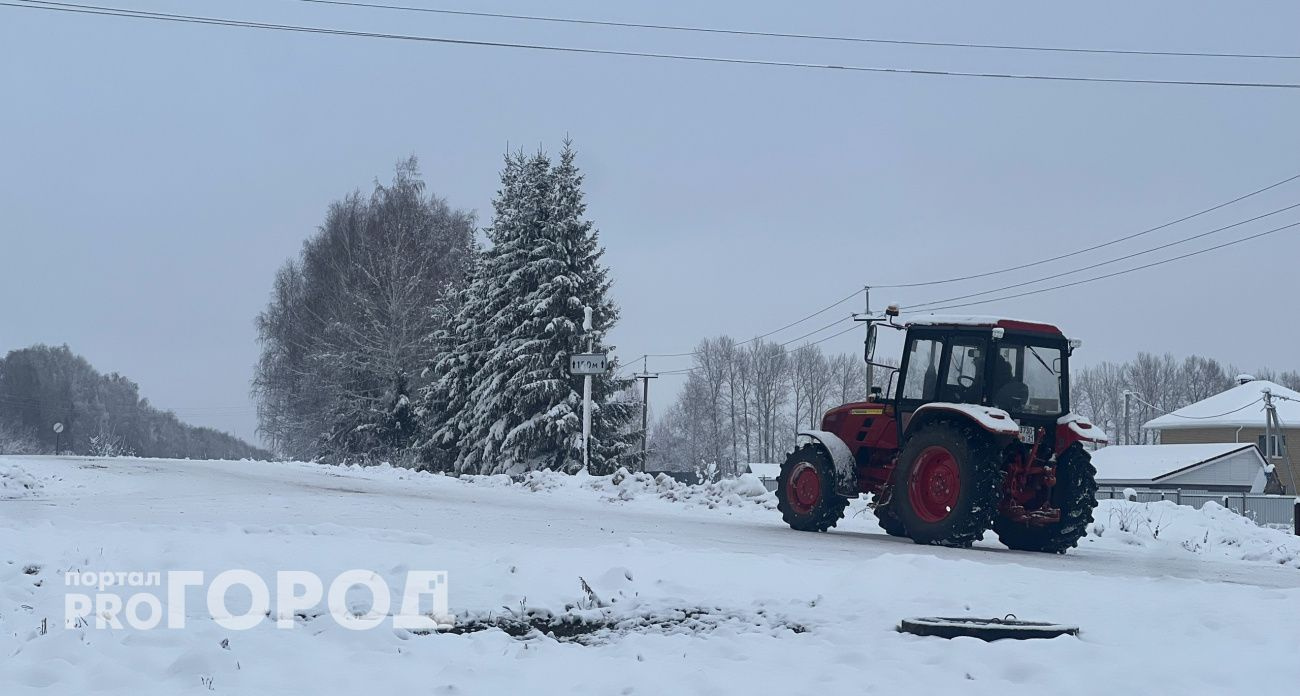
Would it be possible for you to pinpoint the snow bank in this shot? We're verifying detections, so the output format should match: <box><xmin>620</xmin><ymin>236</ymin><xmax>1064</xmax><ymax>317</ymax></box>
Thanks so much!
<box><xmin>1090</xmin><ymin>499</ymin><xmax>1299</xmax><ymax>568</ymax></box>
<box><xmin>0</xmin><ymin>462</ymin><xmax>45</xmax><ymax>499</ymax></box>
<box><xmin>468</xmin><ymin>469</ymin><xmax>1300</xmax><ymax>568</ymax></box>
<box><xmin>465</xmin><ymin>467</ymin><xmax>777</xmax><ymax>510</ymax></box>
<box><xmin>305</xmin><ymin>461</ymin><xmax>779</xmax><ymax>511</ymax></box>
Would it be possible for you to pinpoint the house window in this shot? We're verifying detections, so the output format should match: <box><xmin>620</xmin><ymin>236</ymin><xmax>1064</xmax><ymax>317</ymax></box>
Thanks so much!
<box><xmin>1257</xmin><ymin>434</ymin><xmax>1287</xmax><ymax>459</ymax></box>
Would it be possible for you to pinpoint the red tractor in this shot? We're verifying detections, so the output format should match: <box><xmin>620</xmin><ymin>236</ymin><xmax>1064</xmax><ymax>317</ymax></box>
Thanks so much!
<box><xmin>777</xmin><ymin>308</ymin><xmax>1107</xmax><ymax>553</ymax></box>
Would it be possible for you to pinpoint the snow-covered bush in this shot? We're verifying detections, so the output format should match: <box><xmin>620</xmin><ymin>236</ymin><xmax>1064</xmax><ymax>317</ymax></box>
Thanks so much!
<box><xmin>88</xmin><ymin>429</ymin><xmax>134</xmax><ymax>458</ymax></box>
<box><xmin>0</xmin><ymin>462</ymin><xmax>44</xmax><ymax>499</ymax></box>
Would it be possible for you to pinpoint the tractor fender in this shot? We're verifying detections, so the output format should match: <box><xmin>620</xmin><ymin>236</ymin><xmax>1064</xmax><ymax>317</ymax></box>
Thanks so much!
<box><xmin>906</xmin><ymin>403</ymin><xmax>1020</xmax><ymax>440</ymax></box>
<box><xmin>796</xmin><ymin>429</ymin><xmax>858</xmax><ymax>496</ymax></box>
<box><xmin>1055</xmin><ymin>413</ymin><xmax>1108</xmax><ymax>455</ymax></box>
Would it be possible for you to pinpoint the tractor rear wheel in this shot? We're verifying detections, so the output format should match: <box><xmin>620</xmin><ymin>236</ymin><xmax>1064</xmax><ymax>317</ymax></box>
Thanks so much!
<box><xmin>893</xmin><ymin>421</ymin><xmax>1003</xmax><ymax>548</ymax></box>
<box><xmin>872</xmin><ymin>494</ymin><xmax>908</xmax><ymax>537</ymax></box>
<box><xmin>777</xmin><ymin>443</ymin><xmax>849</xmax><ymax>532</ymax></box>
<box><xmin>994</xmin><ymin>443</ymin><xmax>1098</xmax><ymax>554</ymax></box>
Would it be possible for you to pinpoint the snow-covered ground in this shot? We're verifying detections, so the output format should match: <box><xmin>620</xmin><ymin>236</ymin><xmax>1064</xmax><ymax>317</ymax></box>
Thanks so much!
<box><xmin>2</xmin><ymin>455</ymin><xmax>1298</xmax><ymax>694</ymax></box>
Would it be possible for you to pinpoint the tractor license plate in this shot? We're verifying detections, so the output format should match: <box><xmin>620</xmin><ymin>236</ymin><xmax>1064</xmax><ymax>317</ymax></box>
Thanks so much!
<box><xmin>1019</xmin><ymin>425</ymin><xmax>1036</xmax><ymax>444</ymax></box>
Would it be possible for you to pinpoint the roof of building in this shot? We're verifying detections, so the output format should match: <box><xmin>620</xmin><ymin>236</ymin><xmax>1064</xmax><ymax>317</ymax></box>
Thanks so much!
<box><xmin>1091</xmin><ymin>443</ymin><xmax>1264</xmax><ymax>483</ymax></box>
<box><xmin>743</xmin><ymin>463</ymin><xmax>781</xmax><ymax>480</ymax></box>
<box><xmin>1143</xmin><ymin>379</ymin><xmax>1300</xmax><ymax>430</ymax></box>
<box><xmin>904</xmin><ymin>314</ymin><xmax>1064</xmax><ymax>335</ymax></box>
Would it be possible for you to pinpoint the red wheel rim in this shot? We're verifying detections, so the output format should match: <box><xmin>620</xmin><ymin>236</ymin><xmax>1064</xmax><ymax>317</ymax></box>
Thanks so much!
<box><xmin>908</xmin><ymin>446</ymin><xmax>961</xmax><ymax>523</ymax></box>
<box><xmin>788</xmin><ymin>462</ymin><xmax>822</xmax><ymax>515</ymax></box>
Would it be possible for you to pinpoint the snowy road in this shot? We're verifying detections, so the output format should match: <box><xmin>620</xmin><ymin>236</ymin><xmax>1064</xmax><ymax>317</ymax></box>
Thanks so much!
<box><xmin>13</xmin><ymin>456</ymin><xmax>1295</xmax><ymax>589</ymax></box>
<box><xmin>3</xmin><ymin>456</ymin><xmax>1299</xmax><ymax>695</ymax></box>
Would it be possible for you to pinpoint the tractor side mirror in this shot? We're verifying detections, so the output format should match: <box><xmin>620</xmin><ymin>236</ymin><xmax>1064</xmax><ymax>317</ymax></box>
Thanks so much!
<box><xmin>864</xmin><ymin>323</ymin><xmax>878</xmax><ymax>363</ymax></box>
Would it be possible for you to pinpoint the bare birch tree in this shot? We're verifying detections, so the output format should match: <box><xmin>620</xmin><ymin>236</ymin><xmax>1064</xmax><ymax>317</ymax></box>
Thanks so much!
<box><xmin>254</xmin><ymin>157</ymin><xmax>475</xmax><ymax>462</ymax></box>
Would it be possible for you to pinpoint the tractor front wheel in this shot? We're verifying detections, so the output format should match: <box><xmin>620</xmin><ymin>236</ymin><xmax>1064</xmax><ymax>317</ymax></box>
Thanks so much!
<box><xmin>777</xmin><ymin>443</ymin><xmax>849</xmax><ymax>532</ymax></box>
<box><xmin>893</xmin><ymin>421</ymin><xmax>1003</xmax><ymax>547</ymax></box>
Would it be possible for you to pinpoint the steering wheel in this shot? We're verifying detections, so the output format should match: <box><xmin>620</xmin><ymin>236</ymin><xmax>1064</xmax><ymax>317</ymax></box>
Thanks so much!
<box><xmin>994</xmin><ymin>381</ymin><xmax>1030</xmax><ymax>410</ymax></box>
<box><xmin>958</xmin><ymin>375</ymin><xmax>976</xmax><ymax>388</ymax></box>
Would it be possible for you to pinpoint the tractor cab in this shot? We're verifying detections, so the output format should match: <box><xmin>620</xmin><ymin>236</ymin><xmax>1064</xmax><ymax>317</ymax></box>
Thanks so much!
<box><xmin>891</xmin><ymin>316</ymin><xmax>1074</xmax><ymax>436</ymax></box>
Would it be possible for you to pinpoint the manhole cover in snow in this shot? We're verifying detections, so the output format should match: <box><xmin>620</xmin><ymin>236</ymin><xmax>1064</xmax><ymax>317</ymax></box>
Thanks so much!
<box><xmin>899</xmin><ymin>616</ymin><xmax>1078</xmax><ymax>641</ymax></box>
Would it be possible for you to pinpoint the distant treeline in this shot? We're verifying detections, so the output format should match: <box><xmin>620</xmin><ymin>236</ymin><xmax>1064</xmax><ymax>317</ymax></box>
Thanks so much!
<box><xmin>0</xmin><ymin>344</ymin><xmax>269</xmax><ymax>459</ymax></box>
<box><xmin>1073</xmin><ymin>353</ymin><xmax>1300</xmax><ymax>445</ymax></box>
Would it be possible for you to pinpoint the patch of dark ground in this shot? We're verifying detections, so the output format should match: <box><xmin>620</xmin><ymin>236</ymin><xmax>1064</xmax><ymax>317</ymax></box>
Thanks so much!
<box><xmin>432</xmin><ymin>606</ymin><xmax>807</xmax><ymax>645</ymax></box>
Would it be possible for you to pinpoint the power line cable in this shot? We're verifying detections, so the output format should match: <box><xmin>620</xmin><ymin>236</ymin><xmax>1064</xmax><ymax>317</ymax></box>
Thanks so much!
<box><xmin>904</xmin><ymin>199</ymin><xmax>1300</xmax><ymax>310</ymax></box>
<box><xmin>876</xmin><ymin>171</ymin><xmax>1300</xmax><ymax>289</ymax></box>
<box><xmin>290</xmin><ymin>0</ymin><xmax>1300</xmax><ymax>61</ymax></box>
<box><xmin>1129</xmin><ymin>393</ymin><xmax>1263</xmax><ymax>419</ymax></box>
<box><xmin>913</xmin><ymin>219</ymin><xmax>1300</xmax><ymax>313</ymax></box>
<box><xmin>642</xmin><ymin>177</ymin><xmax>1300</xmax><ymax>366</ymax></box>
<box><xmin>777</xmin><ymin>315</ymin><xmax>855</xmax><ymax>347</ymax></box>
<box><xmin>8</xmin><ymin>2</ymin><xmax>1300</xmax><ymax>90</ymax></box>
<box><xmin>652</xmin><ymin>320</ymin><xmax>863</xmax><ymax>378</ymax></box>
<box><xmin>645</xmin><ymin>289</ymin><xmax>862</xmax><ymax>358</ymax></box>
<box><xmin>634</xmin><ymin>197</ymin><xmax>1300</xmax><ymax>371</ymax></box>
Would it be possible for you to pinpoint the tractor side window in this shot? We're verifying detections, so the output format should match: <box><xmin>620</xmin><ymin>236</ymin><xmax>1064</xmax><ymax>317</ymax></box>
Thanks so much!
<box><xmin>943</xmin><ymin>343</ymin><xmax>984</xmax><ymax>403</ymax></box>
<box><xmin>1022</xmin><ymin>345</ymin><xmax>1063</xmax><ymax>415</ymax></box>
<box><xmin>903</xmin><ymin>338</ymin><xmax>941</xmax><ymax>401</ymax></box>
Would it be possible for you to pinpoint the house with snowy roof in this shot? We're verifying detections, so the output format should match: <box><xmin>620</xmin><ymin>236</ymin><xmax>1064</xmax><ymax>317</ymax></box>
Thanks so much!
<box><xmin>1092</xmin><ymin>443</ymin><xmax>1270</xmax><ymax>493</ymax></box>
<box><xmin>1143</xmin><ymin>377</ymin><xmax>1299</xmax><ymax>494</ymax></box>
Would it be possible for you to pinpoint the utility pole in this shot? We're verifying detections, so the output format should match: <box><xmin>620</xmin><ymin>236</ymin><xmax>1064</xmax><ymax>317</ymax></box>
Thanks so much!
<box><xmin>582</xmin><ymin>306</ymin><xmax>594</xmax><ymax>472</ymax></box>
<box><xmin>1262</xmin><ymin>388</ymin><xmax>1297</xmax><ymax>494</ymax></box>
<box><xmin>634</xmin><ymin>355</ymin><xmax>658</xmax><ymax>473</ymax></box>
<box><xmin>1264</xmin><ymin>388</ymin><xmax>1274</xmax><ymax>460</ymax></box>
<box><xmin>863</xmin><ymin>286</ymin><xmax>873</xmax><ymax>395</ymax></box>
<box><xmin>1121</xmin><ymin>390</ymin><xmax>1131</xmax><ymax>446</ymax></box>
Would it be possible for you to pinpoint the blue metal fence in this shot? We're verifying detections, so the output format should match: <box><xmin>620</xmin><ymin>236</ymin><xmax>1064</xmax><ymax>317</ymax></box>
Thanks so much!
<box><xmin>1097</xmin><ymin>487</ymin><xmax>1296</xmax><ymax>529</ymax></box>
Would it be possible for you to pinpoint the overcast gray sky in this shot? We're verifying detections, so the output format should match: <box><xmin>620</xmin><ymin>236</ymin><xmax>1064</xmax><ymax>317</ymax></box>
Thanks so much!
<box><xmin>3</xmin><ymin>0</ymin><xmax>1299</xmax><ymax>445</ymax></box>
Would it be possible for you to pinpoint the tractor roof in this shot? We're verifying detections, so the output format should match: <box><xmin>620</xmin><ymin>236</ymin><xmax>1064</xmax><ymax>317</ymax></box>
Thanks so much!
<box><xmin>904</xmin><ymin>314</ymin><xmax>1065</xmax><ymax>336</ymax></box>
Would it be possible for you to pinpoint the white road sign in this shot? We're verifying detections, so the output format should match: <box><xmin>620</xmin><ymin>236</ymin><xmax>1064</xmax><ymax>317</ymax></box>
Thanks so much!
<box><xmin>570</xmin><ymin>353</ymin><xmax>609</xmax><ymax>375</ymax></box>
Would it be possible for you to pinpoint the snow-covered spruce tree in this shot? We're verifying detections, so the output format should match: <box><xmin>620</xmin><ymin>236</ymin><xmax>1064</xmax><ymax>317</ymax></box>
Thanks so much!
<box><xmin>421</xmin><ymin>143</ymin><xmax>635</xmax><ymax>474</ymax></box>
<box><xmin>420</xmin><ymin>230</ymin><xmax>492</xmax><ymax>472</ymax></box>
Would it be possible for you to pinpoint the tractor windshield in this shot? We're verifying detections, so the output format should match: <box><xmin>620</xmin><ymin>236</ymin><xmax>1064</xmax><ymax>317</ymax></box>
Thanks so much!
<box><xmin>990</xmin><ymin>341</ymin><xmax>1064</xmax><ymax>417</ymax></box>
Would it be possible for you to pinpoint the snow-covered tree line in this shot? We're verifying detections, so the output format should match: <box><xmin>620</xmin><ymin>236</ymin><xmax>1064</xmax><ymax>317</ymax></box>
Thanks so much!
<box><xmin>649</xmin><ymin>338</ymin><xmax>893</xmax><ymax>478</ymax></box>
<box><xmin>254</xmin><ymin>145</ymin><xmax>635</xmax><ymax>473</ymax></box>
<box><xmin>1072</xmin><ymin>353</ymin><xmax>1300</xmax><ymax>445</ymax></box>
<box><xmin>0</xmin><ymin>345</ymin><xmax>268</xmax><ymax>459</ymax></box>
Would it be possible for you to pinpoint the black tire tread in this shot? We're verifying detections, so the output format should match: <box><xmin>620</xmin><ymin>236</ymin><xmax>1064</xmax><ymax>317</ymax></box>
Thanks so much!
<box><xmin>893</xmin><ymin>420</ymin><xmax>1003</xmax><ymax>548</ymax></box>
<box><xmin>872</xmin><ymin>496</ymin><xmax>908</xmax><ymax>537</ymax></box>
<box><xmin>777</xmin><ymin>443</ymin><xmax>849</xmax><ymax>532</ymax></box>
<box><xmin>994</xmin><ymin>443</ymin><xmax>1098</xmax><ymax>554</ymax></box>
